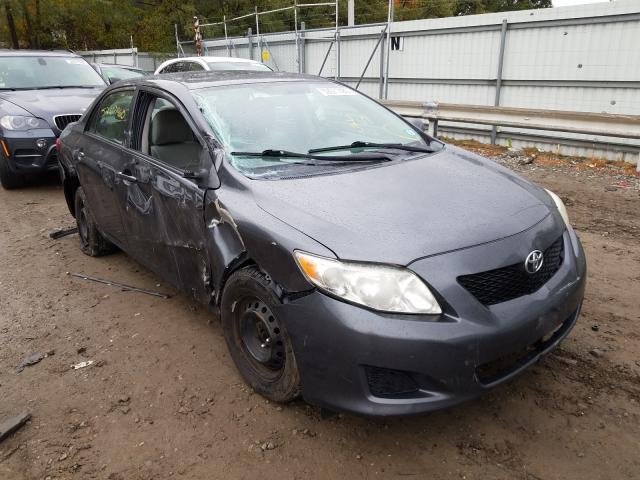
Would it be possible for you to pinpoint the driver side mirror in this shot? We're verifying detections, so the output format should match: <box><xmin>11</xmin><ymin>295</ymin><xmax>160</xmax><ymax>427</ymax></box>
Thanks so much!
<box><xmin>405</xmin><ymin>117</ymin><xmax>428</xmax><ymax>132</ymax></box>
<box><xmin>109</xmin><ymin>77</ymin><xmax>122</xmax><ymax>85</ymax></box>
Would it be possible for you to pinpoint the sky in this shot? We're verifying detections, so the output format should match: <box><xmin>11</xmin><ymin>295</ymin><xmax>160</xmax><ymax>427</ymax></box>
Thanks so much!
<box><xmin>553</xmin><ymin>0</ymin><xmax>608</xmax><ymax>6</ymax></box>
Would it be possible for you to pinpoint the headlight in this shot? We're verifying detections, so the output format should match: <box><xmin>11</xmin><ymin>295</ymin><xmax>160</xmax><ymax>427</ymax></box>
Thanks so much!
<box><xmin>545</xmin><ymin>188</ymin><xmax>570</xmax><ymax>227</ymax></box>
<box><xmin>0</xmin><ymin>115</ymin><xmax>49</xmax><ymax>131</ymax></box>
<box><xmin>293</xmin><ymin>251</ymin><xmax>442</xmax><ymax>315</ymax></box>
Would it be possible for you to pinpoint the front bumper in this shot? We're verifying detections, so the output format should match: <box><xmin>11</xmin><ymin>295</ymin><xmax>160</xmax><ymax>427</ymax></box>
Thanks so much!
<box><xmin>278</xmin><ymin>225</ymin><xmax>586</xmax><ymax>416</ymax></box>
<box><xmin>1</xmin><ymin>129</ymin><xmax>59</xmax><ymax>173</ymax></box>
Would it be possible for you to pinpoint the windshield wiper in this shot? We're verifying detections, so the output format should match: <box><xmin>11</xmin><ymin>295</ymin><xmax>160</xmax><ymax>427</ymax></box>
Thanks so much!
<box><xmin>308</xmin><ymin>141</ymin><xmax>434</xmax><ymax>154</ymax></box>
<box><xmin>31</xmin><ymin>85</ymin><xmax>101</xmax><ymax>90</ymax></box>
<box><xmin>231</xmin><ymin>149</ymin><xmax>392</xmax><ymax>163</ymax></box>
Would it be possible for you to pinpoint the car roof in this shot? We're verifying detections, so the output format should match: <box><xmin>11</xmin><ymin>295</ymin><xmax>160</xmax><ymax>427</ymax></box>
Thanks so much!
<box><xmin>114</xmin><ymin>71</ymin><xmax>326</xmax><ymax>91</ymax></box>
<box><xmin>0</xmin><ymin>49</ymin><xmax>79</xmax><ymax>57</ymax></box>
<box><xmin>171</xmin><ymin>56</ymin><xmax>263</xmax><ymax>64</ymax></box>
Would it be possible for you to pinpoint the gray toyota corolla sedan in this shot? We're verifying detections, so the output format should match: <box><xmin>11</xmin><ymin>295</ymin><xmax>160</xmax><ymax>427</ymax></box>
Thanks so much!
<box><xmin>58</xmin><ymin>72</ymin><xmax>586</xmax><ymax>416</ymax></box>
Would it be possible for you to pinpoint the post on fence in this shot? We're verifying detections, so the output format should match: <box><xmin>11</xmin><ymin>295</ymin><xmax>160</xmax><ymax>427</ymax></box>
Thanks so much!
<box><xmin>223</xmin><ymin>16</ymin><xmax>230</xmax><ymax>57</ymax></box>
<box><xmin>383</xmin><ymin>0</ymin><xmax>394</xmax><ymax>99</ymax></box>
<box><xmin>491</xmin><ymin>19</ymin><xmax>508</xmax><ymax>144</ymax></box>
<box><xmin>299</xmin><ymin>22</ymin><xmax>306</xmax><ymax>74</ymax></box>
<box><xmin>379</xmin><ymin>32</ymin><xmax>385</xmax><ymax>99</ymax></box>
<box><xmin>255</xmin><ymin>6</ymin><xmax>262</xmax><ymax>63</ymax></box>
<box><xmin>335</xmin><ymin>29</ymin><xmax>341</xmax><ymax>80</ymax></box>
<box><xmin>248</xmin><ymin>28</ymin><xmax>254</xmax><ymax>60</ymax></box>
<box><xmin>175</xmin><ymin>24</ymin><xmax>180</xmax><ymax>57</ymax></box>
<box><xmin>113</xmin><ymin>51</ymin><xmax>117</xmax><ymax>64</ymax></box>
<box><xmin>348</xmin><ymin>0</ymin><xmax>355</xmax><ymax>26</ymax></box>
<box><xmin>294</xmin><ymin>0</ymin><xmax>300</xmax><ymax>73</ymax></box>
<box><xmin>356</xmin><ymin>25</ymin><xmax>387</xmax><ymax>91</ymax></box>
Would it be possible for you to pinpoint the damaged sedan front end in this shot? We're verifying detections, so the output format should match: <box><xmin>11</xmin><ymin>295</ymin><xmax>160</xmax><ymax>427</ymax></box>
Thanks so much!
<box><xmin>58</xmin><ymin>71</ymin><xmax>586</xmax><ymax>416</ymax></box>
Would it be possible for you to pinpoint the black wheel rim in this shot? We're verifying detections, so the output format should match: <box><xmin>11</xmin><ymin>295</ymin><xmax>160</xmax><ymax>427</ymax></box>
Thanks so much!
<box><xmin>238</xmin><ymin>297</ymin><xmax>286</xmax><ymax>377</ymax></box>
<box><xmin>78</xmin><ymin>205</ymin><xmax>89</xmax><ymax>246</ymax></box>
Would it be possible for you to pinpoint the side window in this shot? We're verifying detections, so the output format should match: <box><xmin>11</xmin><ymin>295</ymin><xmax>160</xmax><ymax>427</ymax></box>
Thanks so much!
<box><xmin>188</xmin><ymin>61</ymin><xmax>205</xmax><ymax>72</ymax></box>
<box><xmin>88</xmin><ymin>90</ymin><xmax>134</xmax><ymax>144</ymax></box>
<box><xmin>134</xmin><ymin>93</ymin><xmax>203</xmax><ymax>171</ymax></box>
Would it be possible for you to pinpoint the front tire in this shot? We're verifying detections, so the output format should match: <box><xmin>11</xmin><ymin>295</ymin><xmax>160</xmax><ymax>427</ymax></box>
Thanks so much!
<box><xmin>74</xmin><ymin>186</ymin><xmax>115</xmax><ymax>256</ymax></box>
<box><xmin>221</xmin><ymin>266</ymin><xmax>301</xmax><ymax>403</ymax></box>
<box><xmin>0</xmin><ymin>157</ymin><xmax>25</xmax><ymax>189</ymax></box>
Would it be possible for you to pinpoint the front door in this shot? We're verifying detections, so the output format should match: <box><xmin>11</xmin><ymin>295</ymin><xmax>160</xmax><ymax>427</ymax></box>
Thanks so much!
<box><xmin>116</xmin><ymin>90</ymin><xmax>211</xmax><ymax>302</ymax></box>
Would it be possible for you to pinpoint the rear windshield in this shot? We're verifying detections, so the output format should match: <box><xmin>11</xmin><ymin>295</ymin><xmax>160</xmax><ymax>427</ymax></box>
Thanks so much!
<box><xmin>102</xmin><ymin>66</ymin><xmax>145</xmax><ymax>81</ymax></box>
<box><xmin>206</xmin><ymin>61</ymin><xmax>271</xmax><ymax>72</ymax></box>
<box><xmin>0</xmin><ymin>56</ymin><xmax>106</xmax><ymax>90</ymax></box>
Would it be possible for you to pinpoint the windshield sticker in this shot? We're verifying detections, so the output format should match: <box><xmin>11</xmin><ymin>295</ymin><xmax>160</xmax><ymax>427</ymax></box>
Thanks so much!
<box><xmin>316</xmin><ymin>87</ymin><xmax>357</xmax><ymax>96</ymax></box>
<box><xmin>65</xmin><ymin>59</ymin><xmax>86</xmax><ymax>65</ymax></box>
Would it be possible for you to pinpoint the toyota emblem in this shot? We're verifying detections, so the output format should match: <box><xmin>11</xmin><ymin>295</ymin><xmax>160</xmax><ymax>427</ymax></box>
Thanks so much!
<box><xmin>524</xmin><ymin>250</ymin><xmax>544</xmax><ymax>274</ymax></box>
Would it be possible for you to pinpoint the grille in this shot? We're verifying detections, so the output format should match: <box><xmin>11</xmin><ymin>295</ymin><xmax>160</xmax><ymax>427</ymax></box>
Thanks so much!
<box><xmin>54</xmin><ymin>114</ymin><xmax>82</xmax><ymax>130</ymax></box>
<box><xmin>458</xmin><ymin>236</ymin><xmax>564</xmax><ymax>306</ymax></box>
<box><xmin>364</xmin><ymin>366</ymin><xmax>419</xmax><ymax>397</ymax></box>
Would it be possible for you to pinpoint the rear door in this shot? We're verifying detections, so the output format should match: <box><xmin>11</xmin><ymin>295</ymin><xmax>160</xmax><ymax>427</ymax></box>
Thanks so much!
<box><xmin>76</xmin><ymin>88</ymin><xmax>135</xmax><ymax>247</ymax></box>
<box><xmin>116</xmin><ymin>88</ymin><xmax>211</xmax><ymax>301</ymax></box>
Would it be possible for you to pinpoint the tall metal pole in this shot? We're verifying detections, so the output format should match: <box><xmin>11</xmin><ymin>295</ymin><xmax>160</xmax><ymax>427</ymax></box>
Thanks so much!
<box><xmin>175</xmin><ymin>23</ymin><xmax>180</xmax><ymax>57</ymax></box>
<box><xmin>294</xmin><ymin>0</ymin><xmax>300</xmax><ymax>73</ymax></box>
<box><xmin>384</xmin><ymin>0</ymin><xmax>393</xmax><ymax>99</ymax></box>
<box><xmin>223</xmin><ymin>15</ymin><xmax>230</xmax><ymax>57</ymax></box>
<box><xmin>335</xmin><ymin>0</ymin><xmax>340</xmax><ymax>80</ymax></box>
<box><xmin>255</xmin><ymin>6</ymin><xmax>262</xmax><ymax>63</ymax></box>
<box><xmin>491</xmin><ymin>18</ymin><xmax>508</xmax><ymax>144</ymax></box>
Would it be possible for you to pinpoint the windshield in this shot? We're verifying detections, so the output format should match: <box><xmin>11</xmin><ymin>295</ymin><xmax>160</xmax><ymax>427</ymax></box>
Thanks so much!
<box><xmin>206</xmin><ymin>61</ymin><xmax>271</xmax><ymax>72</ymax></box>
<box><xmin>193</xmin><ymin>81</ymin><xmax>431</xmax><ymax>177</ymax></box>
<box><xmin>0</xmin><ymin>56</ymin><xmax>106</xmax><ymax>89</ymax></box>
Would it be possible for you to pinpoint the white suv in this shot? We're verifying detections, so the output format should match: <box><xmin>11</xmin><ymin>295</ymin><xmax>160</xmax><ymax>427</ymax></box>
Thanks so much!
<box><xmin>154</xmin><ymin>56</ymin><xmax>272</xmax><ymax>75</ymax></box>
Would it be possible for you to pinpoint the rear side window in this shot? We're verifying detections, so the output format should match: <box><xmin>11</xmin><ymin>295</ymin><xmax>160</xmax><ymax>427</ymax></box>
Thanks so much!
<box><xmin>88</xmin><ymin>90</ymin><xmax>134</xmax><ymax>144</ymax></box>
<box><xmin>188</xmin><ymin>62</ymin><xmax>205</xmax><ymax>71</ymax></box>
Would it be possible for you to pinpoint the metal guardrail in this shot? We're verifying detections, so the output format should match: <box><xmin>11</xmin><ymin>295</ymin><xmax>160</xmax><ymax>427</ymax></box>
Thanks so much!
<box><xmin>382</xmin><ymin>100</ymin><xmax>640</xmax><ymax>141</ymax></box>
<box><xmin>383</xmin><ymin>100</ymin><xmax>640</xmax><ymax>170</ymax></box>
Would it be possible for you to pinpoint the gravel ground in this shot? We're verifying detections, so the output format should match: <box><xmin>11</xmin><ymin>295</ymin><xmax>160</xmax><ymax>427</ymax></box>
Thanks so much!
<box><xmin>0</xmin><ymin>146</ymin><xmax>639</xmax><ymax>480</ymax></box>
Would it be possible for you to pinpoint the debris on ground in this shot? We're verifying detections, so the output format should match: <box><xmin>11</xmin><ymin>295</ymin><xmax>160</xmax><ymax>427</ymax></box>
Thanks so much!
<box><xmin>16</xmin><ymin>351</ymin><xmax>53</xmax><ymax>373</ymax></box>
<box><xmin>0</xmin><ymin>413</ymin><xmax>31</xmax><ymax>443</ymax></box>
<box><xmin>49</xmin><ymin>227</ymin><xmax>78</xmax><ymax>240</ymax></box>
<box><xmin>71</xmin><ymin>273</ymin><xmax>171</xmax><ymax>299</ymax></box>
<box><xmin>71</xmin><ymin>360</ymin><xmax>94</xmax><ymax>370</ymax></box>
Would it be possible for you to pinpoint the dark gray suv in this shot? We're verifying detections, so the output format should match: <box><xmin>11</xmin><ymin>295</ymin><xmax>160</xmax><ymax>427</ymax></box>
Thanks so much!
<box><xmin>0</xmin><ymin>50</ymin><xmax>106</xmax><ymax>189</ymax></box>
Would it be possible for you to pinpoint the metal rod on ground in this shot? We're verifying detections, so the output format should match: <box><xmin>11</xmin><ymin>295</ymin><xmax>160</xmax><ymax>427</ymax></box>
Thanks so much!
<box><xmin>318</xmin><ymin>39</ymin><xmax>335</xmax><ymax>76</ymax></box>
<box><xmin>492</xmin><ymin>19</ymin><xmax>508</xmax><ymax>144</ymax></box>
<box><xmin>71</xmin><ymin>273</ymin><xmax>171</xmax><ymax>299</ymax></box>
<box><xmin>384</xmin><ymin>0</ymin><xmax>393</xmax><ymax>99</ymax></box>
<box><xmin>356</xmin><ymin>25</ymin><xmax>387</xmax><ymax>91</ymax></box>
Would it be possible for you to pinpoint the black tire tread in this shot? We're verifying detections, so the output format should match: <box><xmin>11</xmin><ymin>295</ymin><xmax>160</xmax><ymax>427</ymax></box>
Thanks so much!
<box><xmin>221</xmin><ymin>266</ymin><xmax>301</xmax><ymax>403</ymax></box>
<box><xmin>74</xmin><ymin>186</ymin><xmax>116</xmax><ymax>257</ymax></box>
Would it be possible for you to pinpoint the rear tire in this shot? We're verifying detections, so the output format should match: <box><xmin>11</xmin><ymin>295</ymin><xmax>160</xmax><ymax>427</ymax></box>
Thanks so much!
<box><xmin>74</xmin><ymin>186</ymin><xmax>116</xmax><ymax>256</ymax></box>
<box><xmin>221</xmin><ymin>266</ymin><xmax>301</xmax><ymax>403</ymax></box>
<box><xmin>0</xmin><ymin>157</ymin><xmax>25</xmax><ymax>189</ymax></box>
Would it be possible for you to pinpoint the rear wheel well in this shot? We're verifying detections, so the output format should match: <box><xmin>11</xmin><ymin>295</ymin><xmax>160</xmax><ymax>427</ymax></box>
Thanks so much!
<box><xmin>63</xmin><ymin>170</ymin><xmax>80</xmax><ymax>218</ymax></box>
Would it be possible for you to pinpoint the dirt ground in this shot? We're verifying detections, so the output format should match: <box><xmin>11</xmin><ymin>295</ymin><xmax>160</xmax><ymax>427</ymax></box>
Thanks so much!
<box><xmin>0</xmin><ymin>147</ymin><xmax>639</xmax><ymax>480</ymax></box>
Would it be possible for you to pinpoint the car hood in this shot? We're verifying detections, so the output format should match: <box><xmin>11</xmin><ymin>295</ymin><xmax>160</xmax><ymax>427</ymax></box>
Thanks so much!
<box><xmin>0</xmin><ymin>87</ymin><xmax>103</xmax><ymax>131</ymax></box>
<box><xmin>251</xmin><ymin>146</ymin><xmax>554</xmax><ymax>266</ymax></box>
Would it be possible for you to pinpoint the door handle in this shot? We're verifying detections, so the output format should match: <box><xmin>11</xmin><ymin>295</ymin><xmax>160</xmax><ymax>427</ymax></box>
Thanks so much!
<box><xmin>116</xmin><ymin>171</ymin><xmax>138</xmax><ymax>183</ymax></box>
<box><xmin>77</xmin><ymin>151</ymin><xmax>85</xmax><ymax>160</ymax></box>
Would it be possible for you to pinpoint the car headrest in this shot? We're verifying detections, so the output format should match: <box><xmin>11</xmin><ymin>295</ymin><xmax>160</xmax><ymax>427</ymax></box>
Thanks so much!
<box><xmin>151</xmin><ymin>109</ymin><xmax>192</xmax><ymax>146</ymax></box>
